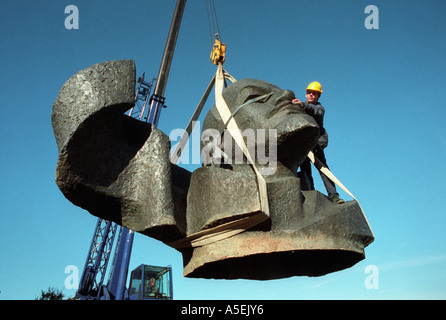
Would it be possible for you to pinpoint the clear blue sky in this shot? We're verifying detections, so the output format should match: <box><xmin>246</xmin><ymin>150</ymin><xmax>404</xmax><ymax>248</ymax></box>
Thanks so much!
<box><xmin>1</xmin><ymin>0</ymin><xmax>445</xmax><ymax>300</ymax></box>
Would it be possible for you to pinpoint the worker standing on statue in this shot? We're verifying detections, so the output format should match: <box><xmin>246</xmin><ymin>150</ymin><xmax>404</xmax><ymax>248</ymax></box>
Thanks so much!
<box><xmin>292</xmin><ymin>81</ymin><xmax>344</xmax><ymax>204</ymax></box>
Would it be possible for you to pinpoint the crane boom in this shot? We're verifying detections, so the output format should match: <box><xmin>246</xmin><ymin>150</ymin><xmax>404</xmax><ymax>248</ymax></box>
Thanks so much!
<box><xmin>148</xmin><ymin>0</ymin><xmax>187</xmax><ymax>124</ymax></box>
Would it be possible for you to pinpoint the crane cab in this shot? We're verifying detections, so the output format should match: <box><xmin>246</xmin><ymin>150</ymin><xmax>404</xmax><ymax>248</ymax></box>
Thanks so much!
<box><xmin>128</xmin><ymin>264</ymin><xmax>173</xmax><ymax>300</ymax></box>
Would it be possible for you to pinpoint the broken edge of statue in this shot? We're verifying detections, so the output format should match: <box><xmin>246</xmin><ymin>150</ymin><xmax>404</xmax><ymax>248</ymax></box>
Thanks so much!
<box><xmin>52</xmin><ymin>60</ymin><xmax>190</xmax><ymax>242</ymax></box>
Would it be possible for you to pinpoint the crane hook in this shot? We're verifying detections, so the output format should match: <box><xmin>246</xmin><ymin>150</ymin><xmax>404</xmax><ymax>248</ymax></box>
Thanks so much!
<box><xmin>210</xmin><ymin>34</ymin><xmax>226</xmax><ymax>65</ymax></box>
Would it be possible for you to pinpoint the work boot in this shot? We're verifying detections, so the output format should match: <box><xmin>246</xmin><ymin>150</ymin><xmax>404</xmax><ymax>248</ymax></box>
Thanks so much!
<box><xmin>330</xmin><ymin>195</ymin><xmax>345</xmax><ymax>204</ymax></box>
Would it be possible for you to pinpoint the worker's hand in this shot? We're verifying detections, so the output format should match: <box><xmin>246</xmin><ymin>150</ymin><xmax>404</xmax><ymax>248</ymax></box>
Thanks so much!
<box><xmin>292</xmin><ymin>98</ymin><xmax>302</xmax><ymax>105</ymax></box>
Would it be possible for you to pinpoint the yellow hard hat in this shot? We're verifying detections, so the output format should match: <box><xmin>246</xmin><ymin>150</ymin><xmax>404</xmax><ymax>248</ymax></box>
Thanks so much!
<box><xmin>306</xmin><ymin>81</ymin><xmax>322</xmax><ymax>94</ymax></box>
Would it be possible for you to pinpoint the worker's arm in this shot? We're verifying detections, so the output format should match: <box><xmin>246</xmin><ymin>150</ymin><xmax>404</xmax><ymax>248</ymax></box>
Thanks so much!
<box><xmin>291</xmin><ymin>99</ymin><xmax>324</xmax><ymax>117</ymax></box>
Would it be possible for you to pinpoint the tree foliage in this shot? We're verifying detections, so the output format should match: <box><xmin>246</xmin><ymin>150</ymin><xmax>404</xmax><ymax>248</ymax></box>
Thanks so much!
<box><xmin>36</xmin><ymin>287</ymin><xmax>65</xmax><ymax>300</ymax></box>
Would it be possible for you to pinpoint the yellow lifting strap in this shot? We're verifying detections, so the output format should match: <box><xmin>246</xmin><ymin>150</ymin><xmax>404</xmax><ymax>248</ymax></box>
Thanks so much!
<box><xmin>210</xmin><ymin>37</ymin><xmax>226</xmax><ymax>65</ymax></box>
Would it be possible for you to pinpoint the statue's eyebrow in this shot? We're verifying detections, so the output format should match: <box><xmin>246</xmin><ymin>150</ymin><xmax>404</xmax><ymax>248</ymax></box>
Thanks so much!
<box><xmin>239</xmin><ymin>86</ymin><xmax>272</xmax><ymax>104</ymax></box>
<box><xmin>220</xmin><ymin>91</ymin><xmax>274</xmax><ymax>137</ymax></box>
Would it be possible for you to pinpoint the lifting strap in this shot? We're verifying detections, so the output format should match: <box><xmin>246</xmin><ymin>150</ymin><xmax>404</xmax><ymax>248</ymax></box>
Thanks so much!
<box><xmin>167</xmin><ymin>64</ymin><xmax>269</xmax><ymax>248</ymax></box>
<box><xmin>307</xmin><ymin>151</ymin><xmax>374</xmax><ymax>239</ymax></box>
<box><xmin>214</xmin><ymin>64</ymin><xmax>270</xmax><ymax>216</ymax></box>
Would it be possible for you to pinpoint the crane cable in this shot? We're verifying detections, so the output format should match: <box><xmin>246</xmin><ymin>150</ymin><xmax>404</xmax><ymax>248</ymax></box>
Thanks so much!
<box><xmin>206</xmin><ymin>0</ymin><xmax>222</xmax><ymax>43</ymax></box>
<box><xmin>206</xmin><ymin>0</ymin><xmax>226</xmax><ymax>65</ymax></box>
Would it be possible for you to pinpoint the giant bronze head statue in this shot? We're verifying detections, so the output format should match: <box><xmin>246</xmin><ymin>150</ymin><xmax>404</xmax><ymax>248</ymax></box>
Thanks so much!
<box><xmin>52</xmin><ymin>60</ymin><xmax>373</xmax><ymax>280</ymax></box>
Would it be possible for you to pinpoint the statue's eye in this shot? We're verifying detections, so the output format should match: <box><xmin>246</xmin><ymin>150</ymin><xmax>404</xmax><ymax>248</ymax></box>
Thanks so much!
<box><xmin>244</xmin><ymin>94</ymin><xmax>261</xmax><ymax>103</ymax></box>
